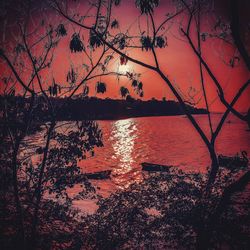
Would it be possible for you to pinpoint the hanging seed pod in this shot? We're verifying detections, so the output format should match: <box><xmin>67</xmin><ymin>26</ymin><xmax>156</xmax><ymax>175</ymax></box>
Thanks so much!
<box><xmin>52</xmin><ymin>84</ymin><xmax>58</xmax><ymax>96</ymax></box>
<box><xmin>96</xmin><ymin>81</ymin><xmax>107</xmax><ymax>94</ymax></box>
<box><xmin>140</xmin><ymin>36</ymin><xmax>153</xmax><ymax>51</ymax></box>
<box><xmin>111</xmin><ymin>19</ymin><xmax>119</xmax><ymax>29</ymax></box>
<box><xmin>114</xmin><ymin>0</ymin><xmax>121</xmax><ymax>6</ymax></box>
<box><xmin>104</xmin><ymin>55</ymin><xmax>114</xmax><ymax>65</ymax></box>
<box><xmin>120</xmin><ymin>55</ymin><xmax>128</xmax><ymax>65</ymax></box>
<box><xmin>89</xmin><ymin>29</ymin><xmax>103</xmax><ymax>49</ymax></box>
<box><xmin>49</xmin><ymin>86</ymin><xmax>52</xmax><ymax>96</ymax></box>
<box><xmin>120</xmin><ymin>86</ymin><xmax>129</xmax><ymax>98</ymax></box>
<box><xmin>201</xmin><ymin>33</ymin><xmax>207</xmax><ymax>42</ymax></box>
<box><xmin>119</xmin><ymin>37</ymin><xmax>126</xmax><ymax>50</ymax></box>
<box><xmin>83</xmin><ymin>85</ymin><xmax>89</xmax><ymax>97</ymax></box>
<box><xmin>56</xmin><ymin>24</ymin><xmax>67</xmax><ymax>37</ymax></box>
<box><xmin>229</xmin><ymin>56</ymin><xmax>240</xmax><ymax>68</ymax></box>
<box><xmin>138</xmin><ymin>81</ymin><xmax>143</xmax><ymax>90</ymax></box>
<box><xmin>48</xmin><ymin>79</ymin><xmax>60</xmax><ymax>97</ymax></box>
<box><xmin>132</xmin><ymin>79</ymin><xmax>138</xmax><ymax>87</ymax></box>
<box><xmin>66</xmin><ymin>67</ymin><xmax>77</xmax><ymax>84</ymax></box>
<box><xmin>120</xmin><ymin>56</ymin><xmax>124</xmax><ymax>65</ymax></box>
<box><xmin>14</xmin><ymin>43</ymin><xmax>25</xmax><ymax>54</ymax></box>
<box><xmin>156</xmin><ymin>36</ymin><xmax>166</xmax><ymax>48</ymax></box>
<box><xmin>126</xmin><ymin>72</ymin><xmax>134</xmax><ymax>79</ymax></box>
<box><xmin>135</xmin><ymin>0</ymin><xmax>159</xmax><ymax>15</ymax></box>
<box><xmin>70</xmin><ymin>33</ymin><xmax>84</xmax><ymax>52</ymax></box>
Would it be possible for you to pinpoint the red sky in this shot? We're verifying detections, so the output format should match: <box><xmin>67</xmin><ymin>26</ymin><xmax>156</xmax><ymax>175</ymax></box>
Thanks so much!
<box><xmin>0</xmin><ymin>0</ymin><xmax>249</xmax><ymax>112</ymax></box>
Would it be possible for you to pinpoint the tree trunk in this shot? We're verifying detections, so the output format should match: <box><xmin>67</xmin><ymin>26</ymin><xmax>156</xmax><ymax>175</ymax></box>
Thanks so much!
<box><xmin>12</xmin><ymin>141</ymin><xmax>26</xmax><ymax>248</ymax></box>
<box><xmin>196</xmin><ymin>145</ymin><xmax>219</xmax><ymax>250</ymax></box>
<box><xmin>205</xmin><ymin>146</ymin><xmax>219</xmax><ymax>196</ymax></box>
<box><xmin>230</xmin><ymin>0</ymin><xmax>250</xmax><ymax>70</ymax></box>
<box><xmin>28</xmin><ymin>121</ymin><xmax>55</xmax><ymax>250</ymax></box>
<box><xmin>10</xmin><ymin>96</ymin><xmax>35</xmax><ymax>248</ymax></box>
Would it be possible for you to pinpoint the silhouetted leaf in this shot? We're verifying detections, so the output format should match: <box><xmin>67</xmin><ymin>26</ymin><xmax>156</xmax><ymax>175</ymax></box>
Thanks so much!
<box><xmin>135</xmin><ymin>0</ymin><xmax>159</xmax><ymax>14</ymax></box>
<box><xmin>56</xmin><ymin>24</ymin><xmax>67</xmax><ymax>37</ymax></box>
<box><xmin>120</xmin><ymin>55</ymin><xmax>128</xmax><ymax>65</ymax></box>
<box><xmin>14</xmin><ymin>44</ymin><xmax>25</xmax><ymax>54</ymax></box>
<box><xmin>119</xmin><ymin>37</ymin><xmax>126</xmax><ymax>50</ymax></box>
<box><xmin>132</xmin><ymin>79</ymin><xmax>138</xmax><ymax>87</ymax></box>
<box><xmin>111</xmin><ymin>19</ymin><xmax>119</xmax><ymax>29</ymax></box>
<box><xmin>120</xmin><ymin>86</ymin><xmax>129</xmax><ymax>98</ymax></box>
<box><xmin>70</xmin><ymin>33</ymin><xmax>84</xmax><ymax>52</ymax></box>
<box><xmin>89</xmin><ymin>29</ymin><xmax>103</xmax><ymax>49</ymax></box>
<box><xmin>67</xmin><ymin>67</ymin><xmax>77</xmax><ymax>84</ymax></box>
<box><xmin>156</xmin><ymin>36</ymin><xmax>167</xmax><ymax>48</ymax></box>
<box><xmin>114</xmin><ymin>0</ymin><xmax>121</xmax><ymax>6</ymax></box>
<box><xmin>83</xmin><ymin>85</ymin><xmax>89</xmax><ymax>97</ymax></box>
<box><xmin>140</xmin><ymin>36</ymin><xmax>153</xmax><ymax>51</ymax></box>
<box><xmin>96</xmin><ymin>81</ymin><xmax>107</xmax><ymax>94</ymax></box>
<box><xmin>138</xmin><ymin>81</ymin><xmax>143</xmax><ymax>90</ymax></box>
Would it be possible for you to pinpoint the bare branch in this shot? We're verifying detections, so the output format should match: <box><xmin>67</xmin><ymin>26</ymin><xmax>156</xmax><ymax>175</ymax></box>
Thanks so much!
<box><xmin>0</xmin><ymin>50</ymin><xmax>35</xmax><ymax>95</ymax></box>
<box><xmin>212</xmin><ymin>79</ymin><xmax>250</xmax><ymax>141</ymax></box>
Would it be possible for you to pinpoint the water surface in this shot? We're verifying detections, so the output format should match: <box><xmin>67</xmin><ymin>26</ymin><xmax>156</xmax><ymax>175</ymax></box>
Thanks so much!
<box><xmin>26</xmin><ymin>114</ymin><xmax>249</xmax><ymax>199</ymax></box>
<box><xmin>77</xmin><ymin>114</ymin><xmax>250</xmax><ymax>194</ymax></box>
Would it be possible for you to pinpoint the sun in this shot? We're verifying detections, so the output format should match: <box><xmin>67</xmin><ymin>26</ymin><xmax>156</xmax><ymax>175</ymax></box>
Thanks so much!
<box><xmin>116</xmin><ymin>63</ymin><xmax>134</xmax><ymax>75</ymax></box>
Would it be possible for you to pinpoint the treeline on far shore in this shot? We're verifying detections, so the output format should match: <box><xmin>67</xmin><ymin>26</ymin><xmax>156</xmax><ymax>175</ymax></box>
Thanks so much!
<box><xmin>0</xmin><ymin>95</ymin><xmax>207</xmax><ymax>121</ymax></box>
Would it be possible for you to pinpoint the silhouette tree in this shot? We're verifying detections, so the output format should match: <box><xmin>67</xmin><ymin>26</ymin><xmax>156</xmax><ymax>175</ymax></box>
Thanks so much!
<box><xmin>0</xmin><ymin>1</ymin><xmax>133</xmax><ymax>248</ymax></box>
<box><xmin>55</xmin><ymin>1</ymin><xmax>250</xmax><ymax>248</ymax></box>
<box><xmin>55</xmin><ymin>0</ymin><xmax>249</xmax><ymax>194</ymax></box>
<box><xmin>0</xmin><ymin>0</ymin><xmax>249</xmax><ymax>248</ymax></box>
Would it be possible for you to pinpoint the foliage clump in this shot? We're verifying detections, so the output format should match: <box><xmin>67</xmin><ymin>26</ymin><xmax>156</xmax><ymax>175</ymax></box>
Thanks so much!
<box><xmin>96</xmin><ymin>81</ymin><xmax>107</xmax><ymax>94</ymax></box>
<box><xmin>14</xmin><ymin>43</ymin><xmax>26</xmax><ymax>54</ymax></box>
<box><xmin>140</xmin><ymin>36</ymin><xmax>153</xmax><ymax>51</ymax></box>
<box><xmin>114</xmin><ymin>0</ymin><xmax>121</xmax><ymax>6</ymax></box>
<box><xmin>56</xmin><ymin>24</ymin><xmax>67</xmax><ymax>37</ymax></box>
<box><xmin>48</xmin><ymin>78</ymin><xmax>61</xmax><ymax>97</ymax></box>
<box><xmin>135</xmin><ymin>0</ymin><xmax>159</xmax><ymax>15</ymax></box>
<box><xmin>120</xmin><ymin>86</ymin><xmax>130</xmax><ymax>98</ymax></box>
<box><xmin>131</xmin><ymin>79</ymin><xmax>144</xmax><ymax>97</ymax></box>
<box><xmin>155</xmin><ymin>36</ymin><xmax>167</xmax><ymax>48</ymax></box>
<box><xmin>70</xmin><ymin>33</ymin><xmax>84</xmax><ymax>52</ymax></box>
<box><xmin>120</xmin><ymin>55</ymin><xmax>128</xmax><ymax>65</ymax></box>
<box><xmin>89</xmin><ymin>29</ymin><xmax>103</xmax><ymax>49</ymax></box>
<box><xmin>0</xmin><ymin>95</ymin><xmax>104</xmax><ymax>249</ymax></box>
<box><xmin>119</xmin><ymin>36</ymin><xmax>126</xmax><ymax>50</ymax></box>
<box><xmin>67</xmin><ymin>67</ymin><xmax>78</xmax><ymax>85</ymax></box>
<box><xmin>80</xmin><ymin>168</ymin><xmax>250</xmax><ymax>249</ymax></box>
<box><xmin>111</xmin><ymin>19</ymin><xmax>119</xmax><ymax>29</ymax></box>
<box><xmin>83</xmin><ymin>85</ymin><xmax>89</xmax><ymax>97</ymax></box>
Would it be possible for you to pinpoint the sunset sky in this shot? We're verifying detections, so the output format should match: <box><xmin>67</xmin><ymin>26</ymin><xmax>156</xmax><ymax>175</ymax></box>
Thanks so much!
<box><xmin>0</xmin><ymin>0</ymin><xmax>249</xmax><ymax>112</ymax></box>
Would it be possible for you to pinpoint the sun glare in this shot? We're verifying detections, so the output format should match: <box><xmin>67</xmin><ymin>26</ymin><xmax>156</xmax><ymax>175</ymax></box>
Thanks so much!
<box><xmin>117</xmin><ymin>64</ymin><xmax>132</xmax><ymax>74</ymax></box>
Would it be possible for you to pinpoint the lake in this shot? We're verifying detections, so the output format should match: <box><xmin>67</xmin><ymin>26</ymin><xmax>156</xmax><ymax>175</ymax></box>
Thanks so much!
<box><xmin>26</xmin><ymin>113</ymin><xmax>250</xmax><ymax>205</ymax></box>
<box><xmin>74</xmin><ymin>114</ymin><xmax>250</xmax><ymax>195</ymax></box>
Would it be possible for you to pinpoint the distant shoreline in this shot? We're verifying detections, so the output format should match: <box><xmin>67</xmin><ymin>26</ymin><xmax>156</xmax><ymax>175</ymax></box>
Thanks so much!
<box><xmin>0</xmin><ymin>95</ymin><xmax>208</xmax><ymax>121</ymax></box>
<box><xmin>49</xmin><ymin>97</ymin><xmax>208</xmax><ymax>121</ymax></box>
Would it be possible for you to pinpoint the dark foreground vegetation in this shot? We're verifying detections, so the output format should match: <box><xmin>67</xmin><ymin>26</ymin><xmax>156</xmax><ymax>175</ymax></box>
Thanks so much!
<box><xmin>82</xmin><ymin>169</ymin><xmax>250</xmax><ymax>250</ymax></box>
<box><xmin>1</xmin><ymin>95</ymin><xmax>249</xmax><ymax>250</ymax></box>
<box><xmin>0</xmin><ymin>0</ymin><xmax>249</xmax><ymax>249</ymax></box>
<box><xmin>2</xmin><ymin>162</ymin><xmax>249</xmax><ymax>249</ymax></box>
<box><xmin>0</xmin><ymin>95</ymin><xmax>207</xmax><ymax>121</ymax></box>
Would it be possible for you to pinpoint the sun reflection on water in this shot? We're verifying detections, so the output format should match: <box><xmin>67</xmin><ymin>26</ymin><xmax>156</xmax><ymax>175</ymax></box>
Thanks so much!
<box><xmin>111</xmin><ymin>118</ymin><xmax>139</xmax><ymax>187</ymax></box>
